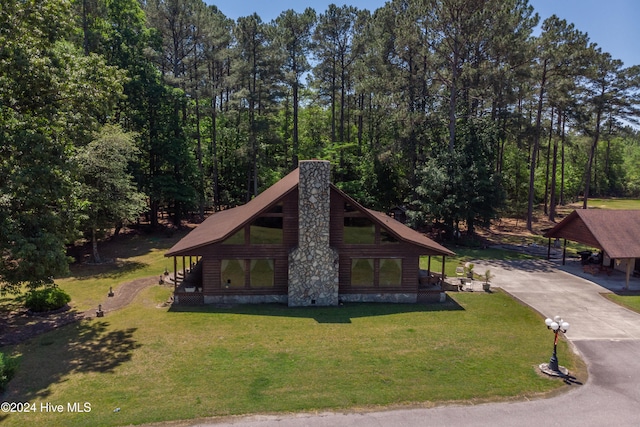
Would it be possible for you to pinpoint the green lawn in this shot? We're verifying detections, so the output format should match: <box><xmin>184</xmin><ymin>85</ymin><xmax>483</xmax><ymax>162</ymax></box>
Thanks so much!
<box><xmin>0</xmin><ymin>233</ymin><xmax>583</xmax><ymax>427</ymax></box>
<box><xmin>571</xmin><ymin>198</ymin><xmax>640</xmax><ymax>210</ymax></box>
<box><xmin>1</xmin><ymin>288</ymin><xmax>581</xmax><ymax>427</ymax></box>
<box><xmin>54</xmin><ymin>232</ymin><xmax>187</xmax><ymax>312</ymax></box>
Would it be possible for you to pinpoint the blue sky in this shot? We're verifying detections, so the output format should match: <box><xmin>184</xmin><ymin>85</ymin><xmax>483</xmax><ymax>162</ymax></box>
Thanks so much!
<box><xmin>205</xmin><ymin>0</ymin><xmax>640</xmax><ymax>67</ymax></box>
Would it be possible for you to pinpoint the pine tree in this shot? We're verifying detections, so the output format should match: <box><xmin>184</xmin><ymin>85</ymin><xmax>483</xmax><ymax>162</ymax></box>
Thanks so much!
<box><xmin>273</xmin><ymin>8</ymin><xmax>316</xmax><ymax>168</ymax></box>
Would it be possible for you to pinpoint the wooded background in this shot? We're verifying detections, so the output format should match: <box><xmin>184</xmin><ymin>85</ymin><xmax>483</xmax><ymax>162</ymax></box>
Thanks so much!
<box><xmin>2</xmin><ymin>0</ymin><xmax>640</xmax><ymax>290</ymax></box>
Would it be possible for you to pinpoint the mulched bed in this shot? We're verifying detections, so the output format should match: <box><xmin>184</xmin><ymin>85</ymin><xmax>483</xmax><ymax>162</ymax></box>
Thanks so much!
<box><xmin>0</xmin><ymin>308</ymin><xmax>85</xmax><ymax>347</ymax></box>
<box><xmin>0</xmin><ymin>276</ymin><xmax>159</xmax><ymax>347</ymax></box>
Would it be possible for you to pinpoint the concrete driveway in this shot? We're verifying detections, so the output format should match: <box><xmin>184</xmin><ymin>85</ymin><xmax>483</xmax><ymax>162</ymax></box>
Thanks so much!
<box><xmin>186</xmin><ymin>259</ymin><xmax>640</xmax><ymax>427</ymax></box>
<box><xmin>473</xmin><ymin>259</ymin><xmax>640</xmax><ymax>341</ymax></box>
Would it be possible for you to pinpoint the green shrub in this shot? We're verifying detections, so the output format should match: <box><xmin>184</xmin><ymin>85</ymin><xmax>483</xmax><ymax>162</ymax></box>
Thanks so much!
<box><xmin>0</xmin><ymin>352</ymin><xmax>18</xmax><ymax>392</ymax></box>
<box><xmin>24</xmin><ymin>287</ymin><xmax>71</xmax><ymax>312</ymax></box>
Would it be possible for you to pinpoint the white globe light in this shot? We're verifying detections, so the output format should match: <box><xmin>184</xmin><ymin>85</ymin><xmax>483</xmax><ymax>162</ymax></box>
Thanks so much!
<box><xmin>561</xmin><ymin>322</ymin><xmax>570</xmax><ymax>331</ymax></box>
<box><xmin>550</xmin><ymin>322</ymin><xmax>559</xmax><ymax>331</ymax></box>
<box><xmin>545</xmin><ymin>318</ymin><xmax>553</xmax><ymax>326</ymax></box>
<box><xmin>554</xmin><ymin>315</ymin><xmax>562</xmax><ymax>323</ymax></box>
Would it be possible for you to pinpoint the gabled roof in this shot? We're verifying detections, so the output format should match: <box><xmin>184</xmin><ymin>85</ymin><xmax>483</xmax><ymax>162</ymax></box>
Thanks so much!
<box><xmin>544</xmin><ymin>209</ymin><xmax>640</xmax><ymax>259</ymax></box>
<box><xmin>365</xmin><ymin>209</ymin><xmax>454</xmax><ymax>256</ymax></box>
<box><xmin>165</xmin><ymin>168</ymin><xmax>299</xmax><ymax>256</ymax></box>
<box><xmin>328</xmin><ymin>183</ymin><xmax>454</xmax><ymax>256</ymax></box>
<box><xmin>166</xmin><ymin>167</ymin><xmax>454</xmax><ymax>257</ymax></box>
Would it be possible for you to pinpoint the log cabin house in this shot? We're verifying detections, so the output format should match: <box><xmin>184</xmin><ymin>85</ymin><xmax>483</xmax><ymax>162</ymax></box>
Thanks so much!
<box><xmin>165</xmin><ymin>160</ymin><xmax>454</xmax><ymax>306</ymax></box>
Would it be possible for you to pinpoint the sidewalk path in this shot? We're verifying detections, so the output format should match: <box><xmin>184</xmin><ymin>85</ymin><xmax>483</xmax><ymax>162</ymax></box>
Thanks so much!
<box><xmin>0</xmin><ymin>276</ymin><xmax>159</xmax><ymax>346</ymax></box>
<box><xmin>85</xmin><ymin>276</ymin><xmax>159</xmax><ymax>316</ymax></box>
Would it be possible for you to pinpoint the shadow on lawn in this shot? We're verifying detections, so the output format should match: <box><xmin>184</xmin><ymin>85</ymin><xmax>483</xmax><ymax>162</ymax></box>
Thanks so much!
<box><xmin>2</xmin><ymin>320</ymin><xmax>140</xmax><ymax>405</ymax></box>
<box><xmin>61</xmin><ymin>229</ymin><xmax>188</xmax><ymax>281</ymax></box>
<box><xmin>66</xmin><ymin>260</ymin><xmax>149</xmax><ymax>282</ymax></box>
<box><xmin>169</xmin><ymin>297</ymin><xmax>464</xmax><ymax>324</ymax></box>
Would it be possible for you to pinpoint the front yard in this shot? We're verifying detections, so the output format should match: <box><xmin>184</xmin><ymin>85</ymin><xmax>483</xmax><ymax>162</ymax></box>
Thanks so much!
<box><xmin>1</xmin><ymin>289</ymin><xmax>580</xmax><ymax>427</ymax></box>
<box><xmin>0</xmin><ymin>231</ymin><xmax>583</xmax><ymax>427</ymax></box>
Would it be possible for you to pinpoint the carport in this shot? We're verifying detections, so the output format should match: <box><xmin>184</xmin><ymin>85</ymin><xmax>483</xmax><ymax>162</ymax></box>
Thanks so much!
<box><xmin>545</xmin><ymin>209</ymin><xmax>640</xmax><ymax>289</ymax></box>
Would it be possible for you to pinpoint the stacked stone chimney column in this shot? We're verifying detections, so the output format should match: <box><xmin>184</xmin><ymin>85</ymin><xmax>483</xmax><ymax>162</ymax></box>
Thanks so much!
<box><xmin>288</xmin><ymin>160</ymin><xmax>339</xmax><ymax>306</ymax></box>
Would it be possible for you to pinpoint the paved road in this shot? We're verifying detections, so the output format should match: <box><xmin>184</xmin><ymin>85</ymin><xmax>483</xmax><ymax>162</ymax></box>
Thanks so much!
<box><xmin>183</xmin><ymin>259</ymin><xmax>640</xmax><ymax>427</ymax></box>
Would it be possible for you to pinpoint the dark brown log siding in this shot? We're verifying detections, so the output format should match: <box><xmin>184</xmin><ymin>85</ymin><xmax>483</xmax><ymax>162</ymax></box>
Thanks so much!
<box><xmin>283</xmin><ymin>190</ymin><xmax>298</xmax><ymax>248</ymax></box>
<box><xmin>202</xmin><ymin>258</ymin><xmax>219</xmax><ymax>293</ymax></box>
<box><xmin>330</xmin><ymin>188</ymin><xmax>344</xmax><ymax>246</ymax></box>
<box><xmin>190</xmin><ymin>188</ymin><xmax>427</xmax><ymax>297</ymax></box>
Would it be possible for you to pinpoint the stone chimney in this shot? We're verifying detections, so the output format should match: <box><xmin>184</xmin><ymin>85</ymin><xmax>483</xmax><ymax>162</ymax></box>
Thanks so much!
<box><xmin>288</xmin><ymin>160</ymin><xmax>339</xmax><ymax>306</ymax></box>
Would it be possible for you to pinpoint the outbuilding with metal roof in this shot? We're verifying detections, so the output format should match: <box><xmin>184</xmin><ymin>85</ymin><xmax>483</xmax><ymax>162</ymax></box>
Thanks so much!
<box><xmin>544</xmin><ymin>209</ymin><xmax>640</xmax><ymax>289</ymax></box>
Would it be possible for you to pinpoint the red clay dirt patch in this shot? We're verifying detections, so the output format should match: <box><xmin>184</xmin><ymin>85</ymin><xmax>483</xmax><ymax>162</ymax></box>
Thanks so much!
<box><xmin>475</xmin><ymin>207</ymin><xmax>575</xmax><ymax>246</ymax></box>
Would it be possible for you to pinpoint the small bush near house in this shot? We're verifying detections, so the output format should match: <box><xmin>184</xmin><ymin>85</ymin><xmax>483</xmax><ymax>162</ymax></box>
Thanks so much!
<box><xmin>0</xmin><ymin>352</ymin><xmax>18</xmax><ymax>392</ymax></box>
<box><xmin>24</xmin><ymin>287</ymin><xmax>71</xmax><ymax>313</ymax></box>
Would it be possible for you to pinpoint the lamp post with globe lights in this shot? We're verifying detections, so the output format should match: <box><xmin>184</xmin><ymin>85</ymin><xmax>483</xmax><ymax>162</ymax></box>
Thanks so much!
<box><xmin>540</xmin><ymin>316</ymin><xmax>570</xmax><ymax>376</ymax></box>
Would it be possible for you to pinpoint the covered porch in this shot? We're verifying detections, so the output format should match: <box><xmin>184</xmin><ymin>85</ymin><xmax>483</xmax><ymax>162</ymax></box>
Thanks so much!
<box><xmin>545</xmin><ymin>209</ymin><xmax>640</xmax><ymax>290</ymax></box>
<box><xmin>168</xmin><ymin>255</ymin><xmax>204</xmax><ymax>304</ymax></box>
<box><xmin>556</xmin><ymin>258</ymin><xmax>640</xmax><ymax>293</ymax></box>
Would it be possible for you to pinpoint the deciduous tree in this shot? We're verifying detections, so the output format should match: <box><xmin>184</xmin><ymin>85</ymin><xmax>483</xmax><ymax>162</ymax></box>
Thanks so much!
<box><xmin>0</xmin><ymin>0</ymin><xmax>123</xmax><ymax>292</ymax></box>
<box><xmin>76</xmin><ymin>125</ymin><xmax>146</xmax><ymax>262</ymax></box>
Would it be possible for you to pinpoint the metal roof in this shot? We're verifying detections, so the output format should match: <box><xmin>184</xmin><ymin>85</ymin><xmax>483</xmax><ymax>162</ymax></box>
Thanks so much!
<box><xmin>544</xmin><ymin>209</ymin><xmax>640</xmax><ymax>259</ymax></box>
<box><xmin>166</xmin><ymin>167</ymin><xmax>454</xmax><ymax>257</ymax></box>
<box><xmin>365</xmin><ymin>208</ymin><xmax>455</xmax><ymax>256</ymax></box>
<box><xmin>165</xmin><ymin>168</ymin><xmax>299</xmax><ymax>256</ymax></box>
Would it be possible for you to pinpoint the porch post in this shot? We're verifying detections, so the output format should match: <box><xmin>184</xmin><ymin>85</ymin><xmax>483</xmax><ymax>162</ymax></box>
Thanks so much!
<box><xmin>442</xmin><ymin>256</ymin><xmax>446</xmax><ymax>280</ymax></box>
<box><xmin>562</xmin><ymin>239</ymin><xmax>567</xmax><ymax>265</ymax></box>
<box><xmin>625</xmin><ymin>259</ymin><xmax>632</xmax><ymax>290</ymax></box>
<box><xmin>427</xmin><ymin>256</ymin><xmax>432</xmax><ymax>276</ymax></box>
<box><xmin>173</xmin><ymin>256</ymin><xmax>177</xmax><ymax>290</ymax></box>
<box><xmin>547</xmin><ymin>238</ymin><xmax>551</xmax><ymax>260</ymax></box>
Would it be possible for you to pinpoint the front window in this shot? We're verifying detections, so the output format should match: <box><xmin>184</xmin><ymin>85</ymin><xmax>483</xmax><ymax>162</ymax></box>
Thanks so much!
<box><xmin>344</xmin><ymin>217</ymin><xmax>375</xmax><ymax>244</ymax></box>
<box><xmin>221</xmin><ymin>260</ymin><xmax>245</xmax><ymax>288</ymax></box>
<box><xmin>351</xmin><ymin>258</ymin><xmax>374</xmax><ymax>286</ymax></box>
<box><xmin>250</xmin><ymin>217</ymin><xmax>283</xmax><ymax>244</ymax></box>
<box><xmin>380</xmin><ymin>227</ymin><xmax>399</xmax><ymax>244</ymax></box>
<box><xmin>379</xmin><ymin>258</ymin><xmax>402</xmax><ymax>286</ymax></box>
<box><xmin>222</xmin><ymin>228</ymin><xmax>245</xmax><ymax>245</ymax></box>
<box><xmin>250</xmin><ymin>259</ymin><xmax>275</xmax><ymax>288</ymax></box>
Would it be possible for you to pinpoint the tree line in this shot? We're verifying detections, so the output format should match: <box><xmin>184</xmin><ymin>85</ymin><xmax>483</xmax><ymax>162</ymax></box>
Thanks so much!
<box><xmin>2</xmin><ymin>0</ymin><xmax>640</xmax><ymax>291</ymax></box>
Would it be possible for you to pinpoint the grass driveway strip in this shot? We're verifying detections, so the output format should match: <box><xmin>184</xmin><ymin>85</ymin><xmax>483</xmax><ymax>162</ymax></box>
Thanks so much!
<box><xmin>2</xmin><ymin>287</ymin><xmax>581</xmax><ymax>427</ymax></box>
<box><xmin>604</xmin><ymin>293</ymin><xmax>640</xmax><ymax>313</ymax></box>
